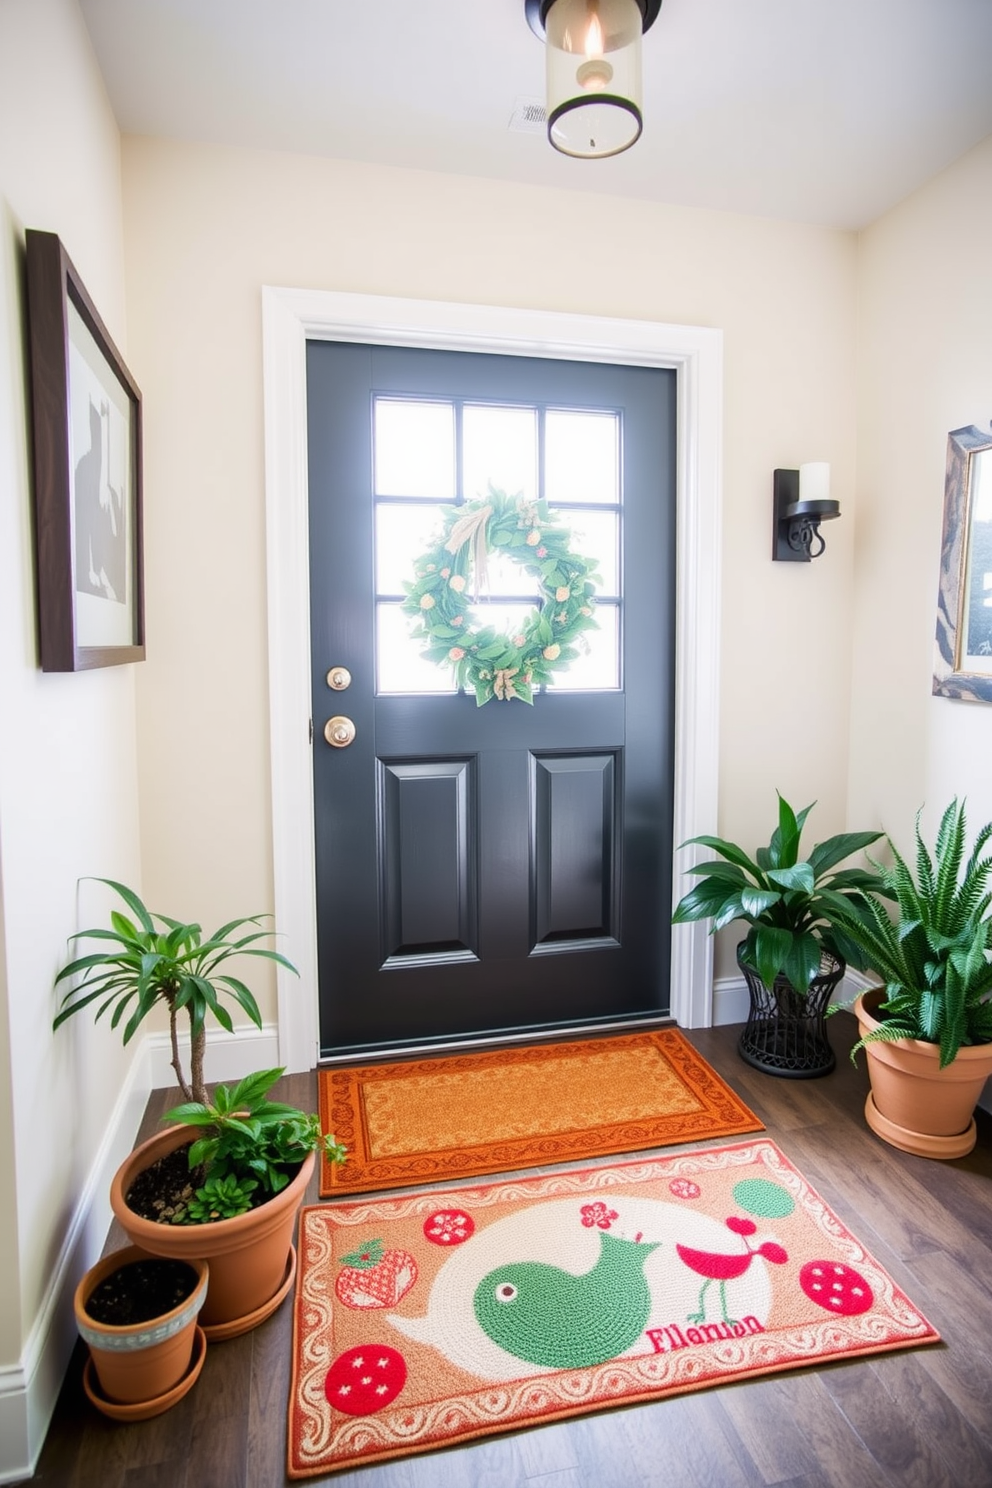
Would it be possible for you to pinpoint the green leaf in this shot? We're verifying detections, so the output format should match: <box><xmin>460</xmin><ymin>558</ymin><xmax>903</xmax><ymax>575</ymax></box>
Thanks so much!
<box><xmin>672</xmin><ymin>879</ymin><xmax>741</xmax><ymax>925</ymax></box>
<box><xmin>767</xmin><ymin>863</ymin><xmax>815</xmax><ymax>894</ymax></box>
<box><xmin>683</xmin><ymin>860</ymin><xmax>748</xmax><ymax>885</ymax></box>
<box><xmin>739</xmin><ymin>887</ymin><xmax>781</xmax><ymax>918</ymax></box>
<box><xmin>679</xmin><ymin>835</ymin><xmax>761</xmax><ymax>876</ymax></box>
<box><xmin>750</xmin><ymin>926</ymin><xmax>797</xmax><ymax>990</ymax></box>
<box><xmin>807</xmin><ymin>831</ymin><xmax>884</xmax><ymax>878</ymax></box>
<box><xmin>772</xmin><ymin>794</ymin><xmax>802</xmax><ymax>868</ymax></box>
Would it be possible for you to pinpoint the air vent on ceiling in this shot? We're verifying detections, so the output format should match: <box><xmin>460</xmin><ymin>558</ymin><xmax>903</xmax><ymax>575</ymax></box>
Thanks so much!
<box><xmin>509</xmin><ymin>97</ymin><xmax>547</xmax><ymax>134</ymax></box>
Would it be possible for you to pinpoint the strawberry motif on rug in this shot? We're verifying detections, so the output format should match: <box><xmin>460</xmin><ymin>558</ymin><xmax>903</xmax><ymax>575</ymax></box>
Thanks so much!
<box><xmin>288</xmin><ymin>1139</ymin><xmax>939</xmax><ymax>1477</ymax></box>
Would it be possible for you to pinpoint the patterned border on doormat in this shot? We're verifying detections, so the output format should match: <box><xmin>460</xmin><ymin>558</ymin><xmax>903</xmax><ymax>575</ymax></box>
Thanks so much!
<box><xmin>288</xmin><ymin>1139</ymin><xmax>939</xmax><ymax>1478</ymax></box>
<box><xmin>318</xmin><ymin>1028</ymin><xmax>763</xmax><ymax>1195</ymax></box>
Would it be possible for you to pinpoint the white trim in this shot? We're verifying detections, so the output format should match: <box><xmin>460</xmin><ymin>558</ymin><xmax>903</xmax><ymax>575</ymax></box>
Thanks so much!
<box><xmin>713</xmin><ymin>974</ymin><xmax>751</xmax><ymax>1027</ymax></box>
<box><xmin>712</xmin><ymin>964</ymin><xmax>882</xmax><ymax>1029</ymax></box>
<box><xmin>262</xmin><ymin>288</ymin><xmax>723</xmax><ymax>1062</ymax></box>
<box><xmin>0</xmin><ymin>1042</ymin><xmax>152</xmax><ymax>1484</ymax></box>
<box><xmin>0</xmin><ymin>1021</ymin><xmax>282</xmax><ymax>1483</ymax></box>
<box><xmin>146</xmin><ymin>1022</ymin><xmax>281</xmax><ymax>1090</ymax></box>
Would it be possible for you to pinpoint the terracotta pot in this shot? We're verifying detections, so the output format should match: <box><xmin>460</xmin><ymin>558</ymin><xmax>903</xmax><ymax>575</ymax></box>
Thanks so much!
<box><xmin>74</xmin><ymin>1244</ymin><xmax>208</xmax><ymax>1410</ymax></box>
<box><xmin>110</xmin><ymin>1124</ymin><xmax>313</xmax><ymax>1338</ymax></box>
<box><xmin>855</xmin><ymin>988</ymin><xmax>992</xmax><ymax>1158</ymax></box>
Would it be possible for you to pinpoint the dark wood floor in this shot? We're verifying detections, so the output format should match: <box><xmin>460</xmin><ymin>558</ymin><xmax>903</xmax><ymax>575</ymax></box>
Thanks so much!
<box><xmin>25</xmin><ymin>1014</ymin><xmax>992</xmax><ymax>1488</ymax></box>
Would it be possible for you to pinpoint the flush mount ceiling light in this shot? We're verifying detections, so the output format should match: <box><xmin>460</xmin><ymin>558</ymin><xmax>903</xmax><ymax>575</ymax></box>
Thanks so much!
<box><xmin>525</xmin><ymin>0</ymin><xmax>663</xmax><ymax>159</ymax></box>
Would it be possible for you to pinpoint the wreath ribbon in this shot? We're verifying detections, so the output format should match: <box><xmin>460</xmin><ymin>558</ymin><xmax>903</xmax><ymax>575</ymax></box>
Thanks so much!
<box><xmin>444</xmin><ymin>503</ymin><xmax>492</xmax><ymax>597</ymax></box>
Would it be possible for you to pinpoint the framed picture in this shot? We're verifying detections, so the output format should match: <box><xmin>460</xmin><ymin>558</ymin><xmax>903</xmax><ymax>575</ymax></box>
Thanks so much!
<box><xmin>933</xmin><ymin>424</ymin><xmax>992</xmax><ymax>702</ymax></box>
<box><xmin>25</xmin><ymin>229</ymin><xmax>144</xmax><ymax>671</ymax></box>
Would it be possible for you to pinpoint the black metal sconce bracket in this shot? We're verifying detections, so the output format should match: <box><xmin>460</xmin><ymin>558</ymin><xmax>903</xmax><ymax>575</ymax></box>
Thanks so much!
<box><xmin>773</xmin><ymin>469</ymin><xmax>840</xmax><ymax>562</ymax></box>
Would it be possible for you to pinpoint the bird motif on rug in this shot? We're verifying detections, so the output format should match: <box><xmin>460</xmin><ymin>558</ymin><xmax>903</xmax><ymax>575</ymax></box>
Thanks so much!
<box><xmin>473</xmin><ymin>1231</ymin><xmax>660</xmax><ymax>1370</ymax></box>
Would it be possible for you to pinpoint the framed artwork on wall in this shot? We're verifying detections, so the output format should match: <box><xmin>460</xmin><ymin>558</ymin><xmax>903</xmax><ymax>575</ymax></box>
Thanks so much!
<box><xmin>933</xmin><ymin>423</ymin><xmax>992</xmax><ymax>703</ymax></box>
<box><xmin>25</xmin><ymin>229</ymin><xmax>144</xmax><ymax>671</ymax></box>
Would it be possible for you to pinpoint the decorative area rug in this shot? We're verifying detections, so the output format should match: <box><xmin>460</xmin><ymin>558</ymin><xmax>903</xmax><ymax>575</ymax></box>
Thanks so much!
<box><xmin>317</xmin><ymin>1029</ymin><xmax>763</xmax><ymax>1196</ymax></box>
<box><xmin>288</xmin><ymin>1139</ymin><xmax>938</xmax><ymax>1477</ymax></box>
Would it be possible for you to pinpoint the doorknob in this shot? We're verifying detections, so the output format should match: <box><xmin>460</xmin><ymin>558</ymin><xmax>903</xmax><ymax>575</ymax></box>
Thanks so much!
<box><xmin>326</xmin><ymin>666</ymin><xmax>352</xmax><ymax>691</ymax></box>
<box><xmin>324</xmin><ymin>715</ymin><xmax>356</xmax><ymax>748</ymax></box>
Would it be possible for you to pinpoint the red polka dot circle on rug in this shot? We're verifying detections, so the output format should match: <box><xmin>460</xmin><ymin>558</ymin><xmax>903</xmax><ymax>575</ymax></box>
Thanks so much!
<box><xmin>324</xmin><ymin>1344</ymin><xmax>407</xmax><ymax>1415</ymax></box>
<box><xmin>799</xmin><ymin>1260</ymin><xmax>874</xmax><ymax>1316</ymax></box>
<box><xmin>423</xmin><ymin>1209</ymin><xmax>475</xmax><ymax>1245</ymax></box>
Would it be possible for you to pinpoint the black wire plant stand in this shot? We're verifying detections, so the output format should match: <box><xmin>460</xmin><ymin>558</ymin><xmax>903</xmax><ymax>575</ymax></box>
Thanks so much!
<box><xmin>736</xmin><ymin>944</ymin><xmax>843</xmax><ymax>1078</ymax></box>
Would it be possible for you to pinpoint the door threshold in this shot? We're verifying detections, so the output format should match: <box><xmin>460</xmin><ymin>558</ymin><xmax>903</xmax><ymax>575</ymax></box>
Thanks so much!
<box><xmin>318</xmin><ymin>1013</ymin><xmax>676</xmax><ymax>1065</ymax></box>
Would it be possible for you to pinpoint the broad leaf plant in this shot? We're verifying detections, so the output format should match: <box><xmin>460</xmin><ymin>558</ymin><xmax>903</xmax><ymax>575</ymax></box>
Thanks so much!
<box><xmin>672</xmin><ymin>794</ymin><xmax>887</xmax><ymax>995</ymax></box>
<box><xmin>164</xmin><ymin>1067</ymin><xmax>347</xmax><ymax>1224</ymax></box>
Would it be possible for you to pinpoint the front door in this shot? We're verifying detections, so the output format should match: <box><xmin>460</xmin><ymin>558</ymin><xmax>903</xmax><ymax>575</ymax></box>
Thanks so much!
<box><xmin>307</xmin><ymin>342</ymin><xmax>675</xmax><ymax>1057</ymax></box>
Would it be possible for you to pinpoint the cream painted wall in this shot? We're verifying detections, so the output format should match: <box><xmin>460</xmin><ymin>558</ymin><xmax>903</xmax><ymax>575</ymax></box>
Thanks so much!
<box><xmin>0</xmin><ymin>0</ymin><xmax>143</xmax><ymax>1384</ymax></box>
<box><xmin>121</xmin><ymin>138</ymin><xmax>859</xmax><ymax>993</ymax></box>
<box><xmin>851</xmin><ymin>135</ymin><xmax>992</xmax><ymax>853</ymax></box>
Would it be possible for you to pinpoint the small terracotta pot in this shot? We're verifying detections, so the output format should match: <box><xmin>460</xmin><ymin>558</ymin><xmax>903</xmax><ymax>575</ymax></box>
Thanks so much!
<box><xmin>855</xmin><ymin>989</ymin><xmax>992</xmax><ymax>1158</ymax></box>
<box><xmin>74</xmin><ymin>1244</ymin><xmax>208</xmax><ymax>1407</ymax></box>
<box><xmin>110</xmin><ymin>1124</ymin><xmax>313</xmax><ymax>1337</ymax></box>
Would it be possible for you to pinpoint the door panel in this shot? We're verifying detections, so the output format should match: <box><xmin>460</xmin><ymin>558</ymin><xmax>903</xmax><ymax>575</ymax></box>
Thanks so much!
<box><xmin>380</xmin><ymin>759</ymin><xmax>477</xmax><ymax>961</ymax></box>
<box><xmin>307</xmin><ymin>341</ymin><xmax>676</xmax><ymax>1056</ymax></box>
<box><xmin>532</xmin><ymin>753</ymin><xmax>617</xmax><ymax>946</ymax></box>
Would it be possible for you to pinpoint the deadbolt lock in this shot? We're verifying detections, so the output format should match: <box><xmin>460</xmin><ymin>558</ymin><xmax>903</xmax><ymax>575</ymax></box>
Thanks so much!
<box><xmin>326</xmin><ymin>666</ymin><xmax>352</xmax><ymax>691</ymax></box>
<box><xmin>324</xmin><ymin>715</ymin><xmax>356</xmax><ymax>749</ymax></box>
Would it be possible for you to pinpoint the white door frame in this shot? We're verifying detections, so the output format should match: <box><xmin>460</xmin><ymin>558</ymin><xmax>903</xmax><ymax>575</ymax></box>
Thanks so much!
<box><xmin>261</xmin><ymin>287</ymin><xmax>722</xmax><ymax>1072</ymax></box>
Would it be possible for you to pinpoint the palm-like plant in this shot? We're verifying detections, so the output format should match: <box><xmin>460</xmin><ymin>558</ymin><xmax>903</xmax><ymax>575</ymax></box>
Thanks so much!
<box><xmin>54</xmin><ymin>880</ymin><xmax>298</xmax><ymax>1104</ymax></box>
<box><xmin>672</xmin><ymin>794</ymin><xmax>887</xmax><ymax>994</ymax></box>
<box><xmin>833</xmin><ymin>799</ymin><xmax>992</xmax><ymax>1068</ymax></box>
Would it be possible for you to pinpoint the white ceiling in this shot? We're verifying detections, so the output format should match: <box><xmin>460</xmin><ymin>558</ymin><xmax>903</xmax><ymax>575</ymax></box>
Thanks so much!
<box><xmin>78</xmin><ymin>0</ymin><xmax>992</xmax><ymax>231</ymax></box>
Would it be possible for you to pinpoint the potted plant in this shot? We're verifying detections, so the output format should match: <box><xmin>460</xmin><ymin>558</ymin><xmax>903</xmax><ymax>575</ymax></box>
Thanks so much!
<box><xmin>73</xmin><ymin>1245</ymin><xmax>208</xmax><ymax>1420</ymax></box>
<box><xmin>54</xmin><ymin>879</ymin><xmax>298</xmax><ymax>1104</ymax></box>
<box><xmin>109</xmin><ymin>1069</ymin><xmax>346</xmax><ymax>1339</ymax></box>
<box><xmin>672</xmin><ymin>793</ymin><xmax>887</xmax><ymax>1077</ymax></box>
<box><xmin>55</xmin><ymin>881</ymin><xmax>346</xmax><ymax>1336</ymax></box>
<box><xmin>829</xmin><ymin>798</ymin><xmax>992</xmax><ymax>1158</ymax></box>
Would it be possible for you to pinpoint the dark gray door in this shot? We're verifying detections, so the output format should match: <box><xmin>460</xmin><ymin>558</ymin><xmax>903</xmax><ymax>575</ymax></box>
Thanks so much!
<box><xmin>307</xmin><ymin>342</ymin><xmax>675</xmax><ymax>1056</ymax></box>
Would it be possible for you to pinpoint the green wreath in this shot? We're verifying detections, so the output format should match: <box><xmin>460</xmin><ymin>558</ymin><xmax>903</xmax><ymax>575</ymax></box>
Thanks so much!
<box><xmin>402</xmin><ymin>488</ymin><xmax>601</xmax><ymax>705</ymax></box>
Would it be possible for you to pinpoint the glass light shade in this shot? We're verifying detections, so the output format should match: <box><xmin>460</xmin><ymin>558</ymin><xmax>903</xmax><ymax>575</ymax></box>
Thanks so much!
<box><xmin>544</xmin><ymin>0</ymin><xmax>644</xmax><ymax>158</ymax></box>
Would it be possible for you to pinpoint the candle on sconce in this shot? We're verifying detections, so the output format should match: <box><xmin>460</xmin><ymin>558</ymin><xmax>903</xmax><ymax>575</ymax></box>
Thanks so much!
<box><xmin>799</xmin><ymin>462</ymin><xmax>830</xmax><ymax>504</ymax></box>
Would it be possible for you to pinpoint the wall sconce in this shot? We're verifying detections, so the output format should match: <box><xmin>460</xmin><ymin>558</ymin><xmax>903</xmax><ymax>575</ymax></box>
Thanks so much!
<box><xmin>772</xmin><ymin>463</ymin><xmax>841</xmax><ymax>562</ymax></box>
<box><xmin>525</xmin><ymin>0</ymin><xmax>663</xmax><ymax>159</ymax></box>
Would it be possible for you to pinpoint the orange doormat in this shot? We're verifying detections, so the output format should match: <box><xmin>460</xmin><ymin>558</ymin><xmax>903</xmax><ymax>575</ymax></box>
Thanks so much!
<box><xmin>318</xmin><ymin>1029</ymin><xmax>762</xmax><ymax>1196</ymax></box>
<box><xmin>288</xmin><ymin>1138</ymin><xmax>939</xmax><ymax>1478</ymax></box>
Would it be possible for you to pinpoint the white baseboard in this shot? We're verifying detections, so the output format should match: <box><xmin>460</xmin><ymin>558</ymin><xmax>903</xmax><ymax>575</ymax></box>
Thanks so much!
<box><xmin>147</xmin><ymin>1021</ymin><xmax>281</xmax><ymax>1091</ymax></box>
<box><xmin>0</xmin><ymin>1038</ymin><xmax>152</xmax><ymax>1484</ymax></box>
<box><xmin>0</xmin><ymin>1022</ymin><xmax>280</xmax><ymax>1484</ymax></box>
<box><xmin>712</xmin><ymin>966</ymin><xmax>879</xmax><ymax>1028</ymax></box>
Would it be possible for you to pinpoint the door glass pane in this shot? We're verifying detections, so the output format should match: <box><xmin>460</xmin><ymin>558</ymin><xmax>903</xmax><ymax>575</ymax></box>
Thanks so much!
<box><xmin>374</xmin><ymin>398</ymin><xmax>455</xmax><ymax>498</ymax></box>
<box><xmin>377</xmin><ymin>603</ymin><xmax>457</xmax><ymax>694</ymax></box>
<box><xmin>480</xmin><ymin>547</ymin><xmax>544</xmax><ymax>599</ymax></box>
<box><xmin>545</xmin><ymin>602</ymin><xmax>620</xmax><ymax>690</ymax></box>
<box><xmin>553</xmin><ymin>508</ymin><xmax>619</xmax><ymax>595</ymax></box>
<box><xmin>376</xmin><ymin>503</ymin><xmax>448</xmax><ymax>594</ymax></box>
<box><xmin>545</xmin><ymin>409</ymin><xmax>619</xmax><ymax>505</ymax></box>
<box><xmin>463</xmin><ymin>404</ymin><xmax>538</xmax><ymax>503</ymax></box>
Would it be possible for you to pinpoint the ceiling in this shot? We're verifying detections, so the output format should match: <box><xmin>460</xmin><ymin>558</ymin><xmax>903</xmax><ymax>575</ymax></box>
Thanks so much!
<box><xmin>78</xmin><ymin>0</ymin><xmax>992</xmax><ymax>231</ymax></box>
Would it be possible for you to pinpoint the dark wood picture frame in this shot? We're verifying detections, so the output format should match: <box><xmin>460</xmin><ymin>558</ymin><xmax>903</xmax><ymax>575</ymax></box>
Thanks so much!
<box><xmin>933</xmin><ymin>423</ymin><xmax>992</xmax><ymax>702</ymax></box>
<box><xmin>25</xmin><ymin>229</ymin><xmax>144</xmax><ymax>671</ymax></box>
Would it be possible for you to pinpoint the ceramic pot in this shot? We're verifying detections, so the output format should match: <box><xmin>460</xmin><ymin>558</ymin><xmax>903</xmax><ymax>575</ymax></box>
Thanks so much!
<box><xmin>110</xmin><ymin>1124</ymin><xmax>313</xmax><ymax>1339</ymax></box>
<box><xmin>855</xmin><ymin>988</ymin><xmax>992</xmax><ymax>1158</ymax></box>
<box><xmin>74</xmin><ymin>1244</ymin><xmax>208</xmax><ymax>1413</ymax></box>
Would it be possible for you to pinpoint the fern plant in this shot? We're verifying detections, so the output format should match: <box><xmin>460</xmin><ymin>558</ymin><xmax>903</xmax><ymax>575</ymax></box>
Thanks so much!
<box><xmin>835</xmin><ymin>799</ymin><xmax>992</xmax><ymax>1068</ymax></box>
